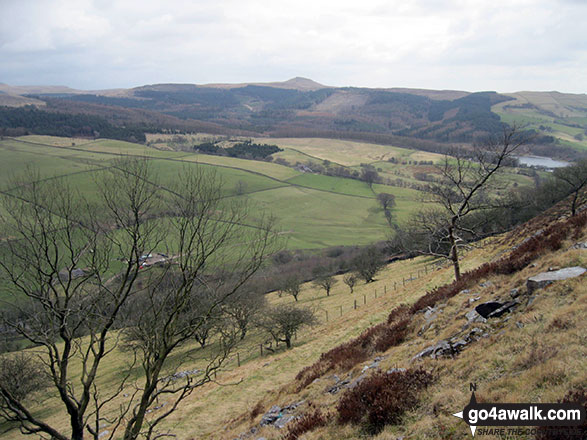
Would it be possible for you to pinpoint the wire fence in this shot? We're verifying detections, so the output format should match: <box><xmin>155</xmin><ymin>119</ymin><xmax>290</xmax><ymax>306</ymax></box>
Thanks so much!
<box><xmin>220</xmin><ymin>262</ymin><xmax>443</xmax><ymax>371</ymax></box>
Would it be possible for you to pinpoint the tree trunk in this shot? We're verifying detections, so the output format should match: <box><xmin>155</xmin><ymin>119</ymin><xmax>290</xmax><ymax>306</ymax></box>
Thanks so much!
<box><xmin>448</xmin><ymin>223</ymin><xmax>461</xmax><ymax>281</ymax></box>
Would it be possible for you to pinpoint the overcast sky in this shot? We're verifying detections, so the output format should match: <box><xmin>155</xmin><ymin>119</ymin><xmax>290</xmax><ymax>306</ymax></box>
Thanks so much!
<box><xmin>1</xmin><ymin>0</ymin><xmax>585</xmax><ymax>93</ymax></box>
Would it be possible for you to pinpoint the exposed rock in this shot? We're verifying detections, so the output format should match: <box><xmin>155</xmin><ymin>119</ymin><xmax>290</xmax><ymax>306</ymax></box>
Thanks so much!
<box><xmin>469</xmin><ymin>296</ymin><xmax>481</xmax><ymax>304</ymax></box>
<box><xmin>169</xmin><ymin>368</ymin><xmax>200</xmax><ymax>381</ymax></box>
<box><xmin>465</xmin><ymin>309</ymin><xmax>487</xmax><ymax>324</ymax></box>
<box><xmin>474</xmin><ymin>302</ymin><xmax>503</xmax><ymax>318</ymax></box>
<box><xmin>512</xmin><ymin>229</ymin><xmax>544</xmax><ymax>251</ymax></box>
<box><xmin>386</xmin><ymin>368</ymin><xmax>407</xmax><ymax>375</ymax></box>
<box><xmin>260</xmin><ymin>406</ymin><xmax>281</xmax><ymax>426</ymax></box>
<box><xmin>479</xmin><ymin>281</ymin><xmax>492</xmax><ymax>288</ymax></box>
<box><xmin>510</xmin><ymin>288</ymin><xmax>520</xmax><ymax>298</ymax></box>
<box><xmin>326</xmin><ymin>375</ymin><xmax>350</xmax><ymax>394</ymax></box>
<box><xmin>424</xmin><ymin>306</ymin><xmax>437</xmax><ymax>319</ymax></box>
<box><xmin>259</xmin><ymin>401</ymin><xmax>304</xmax><ymax>428</ymax></box>
<box><xmin>413</xmin><ymin>340</ymin><xmax>453</xmax><ymax>360</ymax></box>
<box><xmin>412</xmin><ymin>328</ymin><xmax>486</xmax><ymax>361</ymax></box>
<box><xmin>486</xmin><ymin>301</ymin><xmax>518</xmax><ymax>318</ymax></box>
<box><xmin>460</xmin><ymin>289</ymin><xmax>471</xmax><ymax>294</ymax></box>
<box><xmin>348</xmin><ymin>373</ymin><xmax>367</xmax><ymax>389</ymax></box>
<box><xmin>570</xmin><ymin>242</ymin><xmax>587</xmax><ymax>250</ymax></box>
<box><xmin>274</xmin><ymin>415</ymin><xmax>295</xmax><ymax>429</ymax></box>
<box><xmin>527</xmin><ymin>267</ymin><xmax>586</xmax><ymax>293</ymax></box>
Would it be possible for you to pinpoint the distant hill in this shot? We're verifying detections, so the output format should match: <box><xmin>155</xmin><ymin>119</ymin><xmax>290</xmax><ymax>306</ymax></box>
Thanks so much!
<box><xmin>201</xmin><ymin>76</ymin><xmax>329</xmax><ymax>91</ymax></box>
<box><xmin>2</xmin><ymin>79</ymin><xmax>586</xmax><ymax>155</ymax></box>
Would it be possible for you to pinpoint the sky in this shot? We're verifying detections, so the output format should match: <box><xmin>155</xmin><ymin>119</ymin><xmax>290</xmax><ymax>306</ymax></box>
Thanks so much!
<box><xmin>1</xmin><ymin>0</ymin><xmax>586</xmax><ymax>93</ymax></box>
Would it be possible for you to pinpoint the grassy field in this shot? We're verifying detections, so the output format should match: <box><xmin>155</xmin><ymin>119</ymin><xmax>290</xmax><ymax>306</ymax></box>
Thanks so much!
<box><xmin>492</xmin><ymin>92</ymin><xmax>587</xmax><ymax>152</ymax></box>
<box><xmin>0</xmin><ymin>136</ymin><xmax>411</xmax><ymax>250</ymax></box>
<box><xmin>0</xmin><ymin>135</ymin><xmax>539</xmax><ymax>250</ymax></box>
<box><xmin>265</xmin><ymin>137</ymin><xmax>444</xmax><ymax>166</ymax></box>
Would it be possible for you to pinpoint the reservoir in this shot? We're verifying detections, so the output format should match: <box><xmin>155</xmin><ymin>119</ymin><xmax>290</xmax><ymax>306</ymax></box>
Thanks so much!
<box><xmin>516</xmin><ymin>155</ymin><xmax>570</xmax><ymax>169</ymax></box>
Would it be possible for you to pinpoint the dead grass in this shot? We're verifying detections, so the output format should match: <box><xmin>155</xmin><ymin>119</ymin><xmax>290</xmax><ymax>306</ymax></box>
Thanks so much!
<box><xmin>2</xmin><ymin>210</ymin><xmax>585</xmax><ymax>440</ymax></box>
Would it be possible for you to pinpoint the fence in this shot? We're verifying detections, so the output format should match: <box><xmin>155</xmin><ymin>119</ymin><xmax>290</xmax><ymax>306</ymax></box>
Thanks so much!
<box><xmin>220</xmin><ymin>262</ymin><xmax>443</xmax><ymax>372</ymax></box>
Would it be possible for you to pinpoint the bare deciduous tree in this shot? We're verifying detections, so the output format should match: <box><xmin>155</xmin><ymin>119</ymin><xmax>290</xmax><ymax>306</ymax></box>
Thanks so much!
<box><xmin>222</xmin><ymin>282</ymin><xmax>267</xmax><ymax>341</ymax></box>
<box><xmin>352</xmin><ymin>246</ymin><xmax>385</xmax><ymax>283</ymax></box>
<box><xmin>256</xmin><ymin>305</ymin><xmax>316</xmax><ymax>349</ymax></box>
<box><xmin>343</xmin><ymin>273</ymin><xmax>357</xmax><ymax>293</ymax></box>
<box><xmin>553</xmin><ymin>158</ymin><xmax>587</xmax><ymax>216</ymax></box>
<box><xmin>312</xmin><ymin>275</ymin><xmax>337</xmax><ymax>296</ymax></box>
<box><xmin>0</xmin><ymin>159</ymin><xmax>278</xmax><ymax>440</ymax></box>
<box><xmin>393</xmin><ymin>127</ymin><xmax>526</xmax><ymax>281</ymax></box>
<box><xmin>279</xmin><ymin>275</ymin><xmax>302</xmax><ymax>302</ymax></box>
<box><xmin>377</xmin><ymin>192</ymin><xmax>396</xmax><ymax>225</ymax></box>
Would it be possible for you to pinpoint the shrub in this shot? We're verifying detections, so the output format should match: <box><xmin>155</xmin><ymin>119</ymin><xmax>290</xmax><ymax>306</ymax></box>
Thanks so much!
<box><xmin>337</xmin><ymin>368</ymin><xmax>433</xmax><ymax>435</ymax></box>
<box><xmin>374</xmin><ymin>318</ymin><xmax>409</xmax><ymax>352</ymax></box>
<box><xmin>282</xmin><ymin>409</ymin><xmax>328</xmax><ymax>440</ymax></box>
<box><xmin>249</xmin><ymin>401</ymin><xmax>264</xmax><ymax>420</ymax></box>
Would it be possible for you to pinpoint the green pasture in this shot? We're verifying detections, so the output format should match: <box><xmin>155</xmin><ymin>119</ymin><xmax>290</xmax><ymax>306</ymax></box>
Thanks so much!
<box><xmin>261</xmin><ymin>137</ymin><xmax>444</xmax><ymax>166</ymax></box>
<box><xmin>285</xmin><ymin>173</ymin><xmax>375</xmax><ymax>197</ymax></box>
<box><xmin>0</xmin><ymin>136</ymin><xmax>400</xmax><ymax>250</ymax></box>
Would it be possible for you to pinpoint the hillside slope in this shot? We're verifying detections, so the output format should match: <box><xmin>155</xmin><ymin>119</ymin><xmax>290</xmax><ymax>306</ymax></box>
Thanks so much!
<box><xmin>223</xmin><ymin>204</ymin><xmax>586</xmax><ymax>440</ymax></box>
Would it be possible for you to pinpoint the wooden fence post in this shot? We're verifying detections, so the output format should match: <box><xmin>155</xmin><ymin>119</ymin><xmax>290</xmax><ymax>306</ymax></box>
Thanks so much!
<box><xmin>363</xmin><ymin>294</ymin><xmax>366</xmax><ymax>305</ymax></box>
<box><xmin>339</xmin><ymin>305</ymin><xmax>343</xmax><ymax>317</ymax></box>
<box><xmin>237</xmin><ymin>352</ymin><xmax>240</xmax><ymax>367</ymax></box>
<box><xmin>325</xmin><ymin>310</ymin><xmax>329</xmax><ymax>322</ymax></box>
<box><xmin>354</xmin><ymin>299</ymin><xmax>357</xmax><ymax>310</ymax></box>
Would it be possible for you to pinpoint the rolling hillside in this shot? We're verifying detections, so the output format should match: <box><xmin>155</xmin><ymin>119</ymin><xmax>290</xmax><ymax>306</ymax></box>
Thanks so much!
<box><xmin>493</xmin><ymin>91</ymin><xmax>587</xmax><ymax>152</ymax></box>
<box><xmin>0</xmin><ymin>135</ymin><xmax>421</xmax><ymax>250</ymax></box>
<box><xmin>4</xmin><ymin>79</ymin><xmax>585</xmax><ymax>156</ymax></box>
<box><xmin>1</xmin><ymin>189</ymin><xmax>584</xmax><ymax>440</ymax></box>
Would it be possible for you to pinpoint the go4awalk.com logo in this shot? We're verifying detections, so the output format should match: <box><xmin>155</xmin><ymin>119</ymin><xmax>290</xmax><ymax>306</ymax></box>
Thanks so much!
<box><xmin>452</xmin><ymin>384</ymin><xmax>586</xmax><ymax>437</ymax></box>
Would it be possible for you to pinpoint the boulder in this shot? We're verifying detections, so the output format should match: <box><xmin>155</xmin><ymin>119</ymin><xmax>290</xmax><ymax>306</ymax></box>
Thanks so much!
<box><xmin>527</xmin><ymin>267</ymin><xmax>586</xmax><ymax>293</ymax></box>
<box><xmin>259</xmin><ymin>406</ymin><xmax>281</xmax><ymax>426</ymax></box>
<box><xmin>486</xmin><ymin>301</ymin><xmax>518</xmax><ymax>318</ymax></box>
<box><xmin>412</xmin><ymin>328</ymin><xmax>486</xmax><ymax>361</ymax></box>
<box><xmin>465</xmin><ymin>309</ymin><xmax>487</xmax><ymax>324</ymax></box>
<box><xmin>474</xmin><ymin>302</ymin><xmax>503</xmax><ymax>319</ymax></box>
<box><xmin>386</xmin><ymin>367</ymin><xmax>407</xmax><ymax>375</ymax></box>
<box><xmin>274</xmin><ymin>415</ymin><xmax>294</xmax><ymax>429</ymax></box>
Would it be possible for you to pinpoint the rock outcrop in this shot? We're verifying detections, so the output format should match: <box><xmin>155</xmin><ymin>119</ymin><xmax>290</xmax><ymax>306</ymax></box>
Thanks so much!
<box><xmin>527</xmin><ymin>267</ymin><xmax>586</xmax><ymax>293</ymax></box>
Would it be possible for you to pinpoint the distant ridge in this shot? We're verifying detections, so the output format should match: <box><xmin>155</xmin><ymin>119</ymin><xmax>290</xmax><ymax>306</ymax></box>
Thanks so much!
<box><xmin>200</xmin><ymin>77</ymin><xmax>329</xmax><ymax>91</ymax></box>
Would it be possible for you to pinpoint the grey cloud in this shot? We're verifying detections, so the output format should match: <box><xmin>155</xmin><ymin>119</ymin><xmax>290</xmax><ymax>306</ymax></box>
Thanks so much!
<box><xmin>0</xmin><ymin>0</ymin><xmax>585</xmax><ymax>93</ymax></box>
